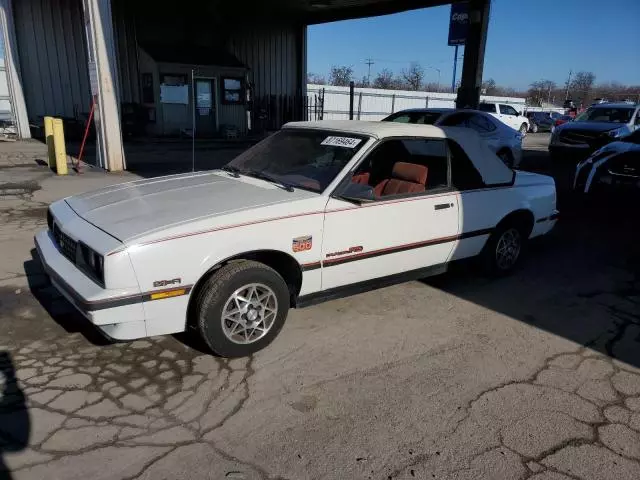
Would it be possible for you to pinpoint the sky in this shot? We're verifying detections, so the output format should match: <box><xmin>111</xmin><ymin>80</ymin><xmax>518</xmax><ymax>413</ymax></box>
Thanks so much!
<box><xmin>307</xmin><ymin>0</ymin><xmax>640</xmax><ymax>91</ymax></box>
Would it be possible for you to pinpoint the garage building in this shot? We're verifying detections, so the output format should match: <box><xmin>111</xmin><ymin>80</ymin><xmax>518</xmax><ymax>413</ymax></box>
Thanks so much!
<box><xmin>0</xmin><ymin>0</ymin><xmax>491</xmax><ymax>171</ymax></box>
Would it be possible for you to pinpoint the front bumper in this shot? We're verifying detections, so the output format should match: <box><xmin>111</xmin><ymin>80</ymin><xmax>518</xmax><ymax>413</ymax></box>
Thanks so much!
<box><xmin>35</xmin><ymin>230</ymin><xmax>148</xmax><ymax>340</ymax></box>
<box><xmin>548</xmin><ymin>143</ymin><xmax>594</xmax><ymax>160</ymax></box>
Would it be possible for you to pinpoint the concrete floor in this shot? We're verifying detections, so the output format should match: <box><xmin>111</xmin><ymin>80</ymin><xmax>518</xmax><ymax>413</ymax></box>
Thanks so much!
<box><xmin>0</xmin><ymin>134</ymin><xmax>639</xmax><ymax>480</ymax></box>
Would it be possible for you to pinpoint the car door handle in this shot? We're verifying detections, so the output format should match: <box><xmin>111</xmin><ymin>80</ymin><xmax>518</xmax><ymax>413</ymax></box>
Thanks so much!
<box><xmin>434</xmin><ymin>203</ymin><xmax>453</xmax><ymax>210</ymax></box>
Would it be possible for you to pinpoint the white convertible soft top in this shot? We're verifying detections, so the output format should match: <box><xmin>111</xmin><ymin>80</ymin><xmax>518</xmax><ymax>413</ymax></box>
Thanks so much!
<box><xmin>284</xmin><ymin>120</ymin><xmax>515</xmax><ymax>186</ymax></box>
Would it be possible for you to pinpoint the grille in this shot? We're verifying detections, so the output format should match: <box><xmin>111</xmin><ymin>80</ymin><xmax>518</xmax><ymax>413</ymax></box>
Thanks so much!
<box><xmin>559</xmin><ymin>130</ymin><xmax>600</xmax><ymax>145</ymax></box>
<box><xmin>53</xmin><ymin>224</ymin><xmax>78</xmax><ymax>263</ymax></box>
<box><xmin>607</xmin><ymin>154</ymin><xmax>640</xmax><ymax>178</ymax></box>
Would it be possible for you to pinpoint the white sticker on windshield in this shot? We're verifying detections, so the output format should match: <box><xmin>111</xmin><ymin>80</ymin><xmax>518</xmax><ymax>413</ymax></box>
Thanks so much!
<box><xmin>321</xmin><ymin>136</ymin><xmax>362</xmax><ymax>148</ymax></box>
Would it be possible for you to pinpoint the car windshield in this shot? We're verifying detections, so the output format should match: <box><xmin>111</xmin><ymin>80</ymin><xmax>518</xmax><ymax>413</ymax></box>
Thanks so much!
<box><xmin>383</xmin><ymin>111</ymin><xmax>445</xmax><ymax>125</ymax></box>
<box><xmin>574</xmin><ymin>107</ymin><xmax>634</xmax><ymax>123</ymax></box>
<box><xmin>227</xmin><ymin>129</ymin><xmax>368</xmax><ymax>193</ymax></box>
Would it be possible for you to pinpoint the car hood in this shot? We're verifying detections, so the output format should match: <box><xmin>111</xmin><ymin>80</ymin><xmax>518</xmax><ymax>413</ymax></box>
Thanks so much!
<box><xmin>65</xmin><ymin>171</ymin><xmax>318</xmax><ymax>242</ymax></box>
<box><xmin>557</xmin><ymin>121</ymin><xmax>628</xmax><ymax>133</ymax></box>
<box><xmin>596</xmin><ymin>139</ymin><xmax>640</xmax><ymax>154</ymax></box>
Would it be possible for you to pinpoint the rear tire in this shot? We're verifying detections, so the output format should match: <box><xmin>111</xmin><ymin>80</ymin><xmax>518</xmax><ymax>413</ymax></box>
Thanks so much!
<box><xmin>480</xmin><ymin>222</ymin><xmax>526</xmax><ymax>276</ymax></box>
<box><xmin>195</xmin><ymin>260</ymin><xmax>290</xmax><ymax>357</ymax></box>
<box><xmin>497</xmin><ymin>149</ymin><xmax>515</xmax><ymax>168</ymax></box>
<box><xmin>530</xmin><ymin>123</ymin><xmax>539</xmax><ymax>133</ymax></box>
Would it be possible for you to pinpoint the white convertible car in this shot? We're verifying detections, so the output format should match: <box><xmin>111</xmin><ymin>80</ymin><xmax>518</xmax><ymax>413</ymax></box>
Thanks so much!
<box><xmin>36</xmin><ymin>121</ymin><xmax>558</xmax><ymax>357</ymax></box>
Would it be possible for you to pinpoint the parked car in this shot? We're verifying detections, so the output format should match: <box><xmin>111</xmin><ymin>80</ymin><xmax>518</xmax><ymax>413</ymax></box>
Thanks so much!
<box><xmin>549</xmin><ymin>103</ymin><xmax>640</xmax><ymax>160</ymax></box>
<box><xmin>478</xmin><ymin>102</ymin><xmax>529</xmax><ymax>135</ymax></box>
<box><xmin>550</xmin><ymin>115</ymin><xmax>573</xmax><ymax>134</ymax></box>
<box><xmin>381</xmin><ymin>108</ymin><xmax>452</xmax><ymax>125</ymax></box>
<box><xmin>573</xmin><ymin>128</ymin><xmax>640</xmax><ymax>193</ymax></box>
<box><xmin>526</xmin><ymin>112</ymin><xmax>555</xmax><ymax>133</ymax></box>
<box><xmin>383</xmin><ymin>108</ymin><xmax>523</xmax><ymax>168</ymax></box>
<box><xmin>554</xmin><ymin>115</ymin><xmax>573</xmax><ymax>127</ymax></box>
<box><xmin>36</xmin><ymin>121</ymin><xmax>558</xmax><ymax>357</ymax></box>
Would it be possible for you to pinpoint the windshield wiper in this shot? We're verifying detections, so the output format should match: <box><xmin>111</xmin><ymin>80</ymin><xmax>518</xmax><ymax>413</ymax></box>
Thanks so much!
<box><xmin>221</xmin><ymin>165</ymin><xmax>242</xmax><ymax>177</ymax></box>
<box><xmin>245</xmin><ymin>169</ymin><xmax>295</xmax><ymax>192</ymax></box>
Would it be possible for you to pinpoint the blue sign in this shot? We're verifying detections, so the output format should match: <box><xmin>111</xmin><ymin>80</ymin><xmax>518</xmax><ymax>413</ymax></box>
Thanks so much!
<box><xmin>448</xmin><ymin>1</ymin><xmax>469</xmax><ymax>46</ymax></box>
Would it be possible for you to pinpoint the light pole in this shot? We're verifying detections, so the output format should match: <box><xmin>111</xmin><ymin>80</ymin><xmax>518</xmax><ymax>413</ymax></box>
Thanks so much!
<box><xmin>426</xmin><ymin>66</ymin><xmax>441</xmax><ymax>92</ymax></box>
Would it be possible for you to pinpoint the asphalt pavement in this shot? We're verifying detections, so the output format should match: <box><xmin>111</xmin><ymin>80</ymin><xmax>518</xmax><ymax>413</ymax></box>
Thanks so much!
<box><xmin>0</xmin><ymin>134</ymin><xmax>639</xmax><ymax>480</ymax></box>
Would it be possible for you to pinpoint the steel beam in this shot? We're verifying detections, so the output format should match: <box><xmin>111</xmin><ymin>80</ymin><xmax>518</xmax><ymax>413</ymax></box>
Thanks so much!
<box><xmin>456</xmin><ymin>0</ymin><xmax>490</xmax><ymax>109</ymax></box>
<box><xmin>82</xmin><ymin>0</ymin><xmax>125</xmax><ymax>171</ymax></box>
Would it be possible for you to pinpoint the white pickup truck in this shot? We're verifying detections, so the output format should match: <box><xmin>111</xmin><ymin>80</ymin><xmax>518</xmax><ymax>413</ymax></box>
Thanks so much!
<box><xmin>479</xmin><ymin>102</ymin><xmax>529</xmax><ymax>135</ymax></box>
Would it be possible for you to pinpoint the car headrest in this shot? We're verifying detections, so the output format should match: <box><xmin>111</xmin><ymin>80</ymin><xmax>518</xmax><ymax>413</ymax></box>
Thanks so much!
<box><xmin>391</xmin><ymin>162</ymin><xmax>428</xmax><ymax>185</ymax></box>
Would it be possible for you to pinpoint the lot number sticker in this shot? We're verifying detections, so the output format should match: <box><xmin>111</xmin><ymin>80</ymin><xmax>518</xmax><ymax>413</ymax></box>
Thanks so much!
<box><xmin>321</xmin><ymin>136</ymin><xmax>362</xmax><ymax>148</ymax></box>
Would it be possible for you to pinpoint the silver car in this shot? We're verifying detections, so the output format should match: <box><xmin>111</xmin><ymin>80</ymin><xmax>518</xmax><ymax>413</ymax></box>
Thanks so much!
<box><xmin>382</xmin><ymin>108</ymin><xmax>523</xmax><ymax>168</ymax></box>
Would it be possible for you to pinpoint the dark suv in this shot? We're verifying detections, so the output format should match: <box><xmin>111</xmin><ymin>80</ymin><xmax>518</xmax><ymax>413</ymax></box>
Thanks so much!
<box><xmin>549</xmin><ymin>103</ymin><xmax>640</xmax><ymax>160</ymax></box>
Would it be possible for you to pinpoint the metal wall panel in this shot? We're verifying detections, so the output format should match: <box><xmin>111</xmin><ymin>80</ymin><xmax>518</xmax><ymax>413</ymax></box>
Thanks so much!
<box><xmin>227</xmin><ymin>25</ymin><xmax>301</xmax><ymax>98</ymax></box>
<box><xmin>14</xmin><ymin>0</ymin><xmax>91</xmax><ymax>120</ymax></box>
<box><xmin>111</xmin><ymin>0</ymin><xmax>139</xmax><ymax>104</ymax></box>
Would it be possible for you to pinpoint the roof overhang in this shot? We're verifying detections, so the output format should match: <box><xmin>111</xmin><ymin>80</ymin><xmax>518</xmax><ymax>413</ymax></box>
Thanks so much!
<box><xmin>139</xmin><ymin>0</ymin><xmax>454</xmax><ymax>26</ymax></box>
<box><xmin>298</xmin><ymin>0</ymin><xmax>454</xmax><ymax>24</ymax></box>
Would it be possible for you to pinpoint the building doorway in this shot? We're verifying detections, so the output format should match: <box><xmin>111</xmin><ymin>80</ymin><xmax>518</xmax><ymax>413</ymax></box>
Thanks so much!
<box><xmin>194</xmin><ymin>77</ymin><xmax>218</xmax><ymax>137</ymax></box>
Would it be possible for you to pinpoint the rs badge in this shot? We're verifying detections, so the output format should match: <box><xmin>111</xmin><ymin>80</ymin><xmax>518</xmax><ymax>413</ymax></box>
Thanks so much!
<box><xmin>292</xmin><ymin>235</ymin><xmax>312</xmax><ymax>253</ymax></box>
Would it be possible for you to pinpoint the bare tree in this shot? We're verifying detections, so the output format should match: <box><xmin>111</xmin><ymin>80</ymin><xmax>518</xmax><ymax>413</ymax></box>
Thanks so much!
<box><xmin>569</xmin><ymin>71</ymin><xmax>596</xmax><ymax>104</ymax></box>
<box><xmin>372</xmin><ymin>68</ymin><xmax>395</xmax><ymax>89</ymax></box>
<box><xmin>528</xmin><ymin>79</ymin><xmax>558</xmax><ymax>106</ymax></box>
<box><xmin>355</xmin><ymin>75</ymin><xmax>370</xmax><ymax>88</ymax></box>
<box><xmin>307</xmin><ymin>72</ymin><xmax>326</xmax><ymax>85</ymax></box>
<box><xmin>401</xmin><ymin>62</ymin><xmax>425</xmax><ymax>91</ymax></box>
<box><xmin>481</xmin><ymin>78</ymin><xmax>497</xmax><ymax>95</ymax></box>
<box><xmin>424</xmin><ymin>81</ymin><xmax>443</xmax><ymax>93</ymax></box>
<box><xmin>329</xmin><ymin>65</ymin><xmax>354</xmax><ymax>87</ymax></box>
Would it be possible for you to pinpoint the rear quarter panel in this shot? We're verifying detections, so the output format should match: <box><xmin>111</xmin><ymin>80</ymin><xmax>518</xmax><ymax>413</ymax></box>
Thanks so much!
<box><xmin>450</xmin><ymin>179</ymin><xmax>556</xmax><ymax>261</ymax></box>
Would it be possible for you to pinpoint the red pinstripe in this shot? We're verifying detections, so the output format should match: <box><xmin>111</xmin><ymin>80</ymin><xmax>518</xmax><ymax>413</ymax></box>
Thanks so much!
<box><xmin>107</xmin><ymin>191</ymin><xmax>462</xmax><ymax>255</ymax></box>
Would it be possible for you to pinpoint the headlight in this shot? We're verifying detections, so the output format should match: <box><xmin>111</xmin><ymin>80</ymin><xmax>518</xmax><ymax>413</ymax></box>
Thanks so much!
<box><xmin>607</xmin><ymin>127</ymin><xmax>626</xmax><ymax>138</ymax></box>
<box><xmin>76</xmin><ymin>242</ymin><xmax>105</xmax><ymax>284</ymax></box>
<box><xmin>47</xmin><ymin>208</ymin><xmax>54</xmax><ymax>230</ymax></box>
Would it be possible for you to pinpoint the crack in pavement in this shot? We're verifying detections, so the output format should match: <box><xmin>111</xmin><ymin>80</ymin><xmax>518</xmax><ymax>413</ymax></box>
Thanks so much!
<box><xmin>382</xmin><ymin>277</ymin><xmax>640</xmax><ymax>479</ymax></box>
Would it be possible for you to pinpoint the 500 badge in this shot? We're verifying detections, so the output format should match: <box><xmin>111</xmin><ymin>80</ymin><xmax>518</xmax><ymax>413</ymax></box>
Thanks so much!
<box><xmin>292</xmin><ymin>236</ymin><xmax>313</xmax><ymax>253</ymax></box>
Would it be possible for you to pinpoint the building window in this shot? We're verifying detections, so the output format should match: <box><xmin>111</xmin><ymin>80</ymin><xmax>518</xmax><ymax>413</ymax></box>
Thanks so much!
<box><xmin>221</xmin><ymin>77</ymin><xmax>244</xmax><ymax>104</ymax></box>
<box><xmin>161</xmin><ymin>74</ymin><xmax>186</xmax><ymax>86</ymax></box>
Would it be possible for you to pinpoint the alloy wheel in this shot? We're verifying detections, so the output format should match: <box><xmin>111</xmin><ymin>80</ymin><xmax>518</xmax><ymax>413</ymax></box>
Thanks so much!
<box><xmin>495</xmin><ymin>228</ymin><xmax>522</xmax><ymax>270</ymax></box>
<box><xmin>221</xmin><ymin>283</ymin><xmax>278</xmax><ymax>344</ymax></box>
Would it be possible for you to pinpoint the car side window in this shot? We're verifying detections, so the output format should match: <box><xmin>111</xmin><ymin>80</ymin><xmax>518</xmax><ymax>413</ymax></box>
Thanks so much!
<box><xmin>478</xmin><ymin>103</ymin><xmax>497</xmax><ymax>113</ymax></box>
<box><xmin>500</xmin><ymin>104</ymin><xmax>519</xmax><ymax>116</ymax></box>
<box><xmin>448</xmin><ymin>140</ymin><xmax>485</xmax><ymax>191</ymax></box>
<box><xmin>468</xmin><ymin>114</ymin><xmax>497</xmax><ymax>133</ymax></box>
<box><xmin>350</xmin><ymin>138</ymin><xmax>450</xmax><ymax>198</ymax></box>
<box><xmin>387</xmin><ymin>114</ymin><xmax>412</xmax><ymax>123</ymax></box>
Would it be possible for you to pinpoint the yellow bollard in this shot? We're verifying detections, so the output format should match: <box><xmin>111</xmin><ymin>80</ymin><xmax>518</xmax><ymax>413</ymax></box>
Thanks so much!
<box><xmin>52</xmin><ymin>118</ymin><xmax>68</xmax><ymax>175</ymax></box>
<box><xmin>44</xmin><ymin>116</ymin><xmax>55</xmax><ymax>168</ymax></box>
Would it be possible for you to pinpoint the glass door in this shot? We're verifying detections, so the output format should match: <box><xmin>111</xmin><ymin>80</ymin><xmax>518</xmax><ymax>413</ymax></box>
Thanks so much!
<box><xmin>194</xmin><ymin>79</ymin><xmax>217</xmax><ymax>137</ymax></box>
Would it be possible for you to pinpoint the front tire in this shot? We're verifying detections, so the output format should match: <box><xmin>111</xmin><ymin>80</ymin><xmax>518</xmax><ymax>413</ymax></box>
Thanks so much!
<box><xmin>519</xmin><ymin>123</ymin><xmax>528</xmax><ymax>136</ymax></box>
<box><xmin>480</xmin><ymin>223</ymin><xmax>526</xmax><ymax>275</ymax></box>
<box><xmin>195</xmin><ymin>260</ymin><xmax>290</xmax><ymax>357</ymax></box>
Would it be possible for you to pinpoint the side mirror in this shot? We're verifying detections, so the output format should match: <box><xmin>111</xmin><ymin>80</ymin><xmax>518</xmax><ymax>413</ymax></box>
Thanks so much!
<box><xmin>517</xmin><ymin>111</ymin><xmax>522</xmax><ymax>116</ymax></box>
<box><xmin>339</xmin><ymin>182</ymin><xmax>376</xmax><ymax>203</ymax></box>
